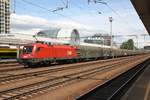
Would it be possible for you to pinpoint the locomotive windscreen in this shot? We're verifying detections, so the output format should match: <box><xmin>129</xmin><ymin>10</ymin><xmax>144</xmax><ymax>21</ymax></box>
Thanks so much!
<box><xmin>23</xmin><ymin>46</ymin><xmax>33</xmax><ymax>54</ymax></box>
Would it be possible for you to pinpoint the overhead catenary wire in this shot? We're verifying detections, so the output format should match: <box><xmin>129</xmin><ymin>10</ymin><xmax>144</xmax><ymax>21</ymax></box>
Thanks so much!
<box><xmin>10</xmin><ymin>17</ymin><xmax>149</xmax><ymax>47</ymax></box>
<box><xmin>12</xmin><ymin>0</ymin><xmax>16</xmax><ymax>13</ymax></box>
<box><xmin>21</xmin><ymin>0</ymin><xmax>83</xmax><ymax>25</ymax></box>
<box><xmin>72</xmin><ymin>0</ymin><xmax>102</xmax><ymax>14</ymax></box>
<box><xmin>13</xmin><ymin>0</ymin><xmax>148</xmax><ymax>39</ymax></box>
<box><xmin>61</xmin><ymin>0</ymin><xmax>66</xmax><ymax>6</ymax></box>
<box><xmin>88</xmin><ymin>0</ymin><xmax>144</xmax><ymax>36</ymax></box>
<box><xmin>98</xmin><ymin>1</ymin><xmax>144</xmax><ymax>35</ymax></box>
<box><xmin>12</xmin><ymin>0</ymin><xmax>112</xmax><ymax>34</ymax></box>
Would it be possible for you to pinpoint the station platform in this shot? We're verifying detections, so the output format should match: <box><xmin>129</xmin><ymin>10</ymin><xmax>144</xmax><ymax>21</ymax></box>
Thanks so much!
<box><xmin>0</xmin><ymin>59</ymin><xmax>17</xmax><ymax>63</ymax></box>
<box><xmin>121</xmin><ymin>64</ymin><xmax>150</xmax><ymax>100</ymax></box>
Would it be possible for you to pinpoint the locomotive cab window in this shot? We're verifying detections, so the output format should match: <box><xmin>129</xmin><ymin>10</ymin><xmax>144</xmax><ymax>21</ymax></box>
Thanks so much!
<box><xmin>36</xmin><ymin>47</ymin><xmax>41</xmax><ymax>52</ymax></box>
<box><xmin>23</xmin><ymin>46</ymin><xmax>33</xmax><ymax>54</ymax></box>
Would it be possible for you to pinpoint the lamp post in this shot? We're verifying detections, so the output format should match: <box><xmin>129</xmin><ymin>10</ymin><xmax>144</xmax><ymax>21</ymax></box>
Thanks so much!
<box><xmin>141</xmin><ymin>34</ymin><xmax>147</xmax><ymax>48</ymax></box>
<box><xmin>109</xmin><ymin>17</ymin><xmax>113</xmax><ymax>58</ymax></box>
<box><xmin>109</xmin><ymin>17</ymin><xmax>113</xmax><ymax>47</ymax></box>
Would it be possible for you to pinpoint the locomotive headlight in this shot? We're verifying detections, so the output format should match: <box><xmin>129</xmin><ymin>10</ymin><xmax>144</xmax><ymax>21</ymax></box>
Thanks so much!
<box><xmin>28</xmin><ymin>54</ymin><xmax>33</xmax><ymax>58</ymax></box>
<box><xmin>23</xmin><ymin>55</ymin><xmax>28</xmax><ymax>58</ymax></box>
<box><xmin>29</xmin><ymin>55</ymin><xmax>33</xmax><ymax>58</ymax></box>
<box><xmin>67</xmin><ymin>51</ymin><xmax>72</xmax><ymax>55</ymax></box>
<box><xmin>22</xmin><ymin>54</ymin><xmax>33</xmax><ymax>58</ymax></box>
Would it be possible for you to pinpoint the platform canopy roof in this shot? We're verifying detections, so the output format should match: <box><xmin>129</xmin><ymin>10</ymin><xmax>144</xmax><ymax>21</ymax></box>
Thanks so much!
<box><xmin>0</xmin><ymin>28</ymin><xmax>80</xmax><ymax>45</ymax></box>
<box><xmin>0</xmin><ymin>33</ymin><xmax>35</xmax><ymax>45</ymax></box>
<box><xmin>131</xmin><ymin>0</ymin><xmax>150</xmax><ymax>35</ymax></box>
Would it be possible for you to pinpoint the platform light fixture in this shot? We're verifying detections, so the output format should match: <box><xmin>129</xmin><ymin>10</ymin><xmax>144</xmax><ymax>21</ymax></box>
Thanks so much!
<box><xmin>109</xmin><ymin>17</ymin><xmax>114</xmax><ymax>58</ymax></box>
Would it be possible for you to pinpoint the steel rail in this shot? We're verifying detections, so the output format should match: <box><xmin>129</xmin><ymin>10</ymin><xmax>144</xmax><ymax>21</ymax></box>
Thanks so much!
<box><xmin>0</xmin><ymin>66</ymin><xmax>24</xmax><ymax>72</ymax></box>
<box><xmin>0</xmin><ymin>56</ymin><xmax>144</xmax><ymax>99</ymax></box>
<box><xmin>0</xmin><ymin>56</ymin><xmax>136</xmax><ymax>84</ymax></box>
<box><xmin>0</xmin><ymin>63</ymin><xmax>20</xmax><ymax>68</ymax></box>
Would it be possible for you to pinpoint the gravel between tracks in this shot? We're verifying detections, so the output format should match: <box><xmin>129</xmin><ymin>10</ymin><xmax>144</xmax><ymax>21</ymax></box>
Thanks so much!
<box><xmin>0</xmin><ymin>55</ymin><xmax>149</xmax><ymax>100</ymax></box>
<box><xmin>31</xmin><ymin>55</ymin><xmax>150</xmax><ymax>100</ymax></box>
<box><xmin>0</xmin><ymin>56</ymin><xmax>132</xmax><ymax>92</ymax></box>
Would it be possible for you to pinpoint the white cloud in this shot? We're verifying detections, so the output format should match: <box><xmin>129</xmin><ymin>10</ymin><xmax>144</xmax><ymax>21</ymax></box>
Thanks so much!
<box><xmin>10</xmin><ymin>14</ymin><xmax>96</xmax><ymax>36</ymax></box>
<box><xmin>11</xmin><ymin>12</ymin><xmax>147</xmax><ymax>36</ymax></box>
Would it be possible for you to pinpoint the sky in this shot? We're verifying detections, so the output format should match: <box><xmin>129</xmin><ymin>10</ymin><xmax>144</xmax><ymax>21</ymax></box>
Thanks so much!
<box><xmin>10</xmin><ymin>0</ymin><xmax>150</xmax><ymax>47</ymax></box>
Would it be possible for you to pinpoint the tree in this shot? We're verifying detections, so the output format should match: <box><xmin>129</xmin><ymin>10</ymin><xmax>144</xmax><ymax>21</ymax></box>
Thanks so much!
<box><xmin>120</xmin><ymin>39</ymin><xmax>134</xmax><ymax>50</ymax></box>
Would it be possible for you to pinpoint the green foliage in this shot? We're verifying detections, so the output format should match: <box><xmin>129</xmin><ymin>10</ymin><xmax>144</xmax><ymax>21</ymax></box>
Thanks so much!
<box><xmin>120</xmin><ymin>39</ymin><xmax>135</xmax><ymax>50</ymax></box>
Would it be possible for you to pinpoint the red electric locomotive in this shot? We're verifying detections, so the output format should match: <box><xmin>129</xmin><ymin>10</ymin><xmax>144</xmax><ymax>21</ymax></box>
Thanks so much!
<box><xmin>19</xmin><ymin>43</ymin><xmax>78</xmax><ymax>67</ymax></box>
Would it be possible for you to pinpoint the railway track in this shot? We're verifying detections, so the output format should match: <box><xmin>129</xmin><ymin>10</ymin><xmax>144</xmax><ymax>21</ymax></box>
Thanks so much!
<box><xmin>0</xmin><ymin>55</ymin><xmax>140</xmax><ymax>84</ymax></box>
<box><xmin>0</xmin><ymin>56</ymin><xmax>141</xmax><ymax>74</ymax></box>
<box><xmin>0</xmin><ymin>63</ymin><xmax>25</xmax><ymax>73</ymax></box>
<box><xmin>0</xmin><ymin>55</ymin><xmax>147</xmax><ymax>100</ymax></box>
<box><xmin>0</xmin><ymin>56</ymin><xmax>132</xmax><ymax>73</ymax></box>
<box><xmin>0</xmin><ymin>60</ymin><xmax>17</xmax><ymax>64</ymax></box>
<box><xmin>0</xmin><ymin>66</ymin><xmax>24</xmax><ymax>72</ymax></box>
<box><xmin>0</xmin><ymin>63</ymin><xmax>19</xmax><ymax>67</ymax></box>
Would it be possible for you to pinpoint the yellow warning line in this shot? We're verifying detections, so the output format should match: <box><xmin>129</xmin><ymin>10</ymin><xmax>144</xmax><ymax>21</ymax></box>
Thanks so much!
<box><xmin>0</xmin><ymin>48</ymin><xmax>17</xmax><ymax>53</ymax></box>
